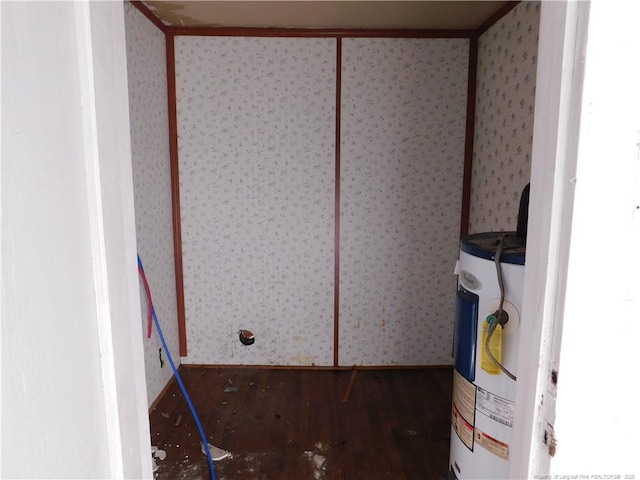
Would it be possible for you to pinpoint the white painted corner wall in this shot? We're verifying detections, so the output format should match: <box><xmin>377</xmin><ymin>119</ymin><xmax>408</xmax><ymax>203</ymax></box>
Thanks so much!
<box><xmin>1</xmin><ymin>1</ymin><xmax>152</xmax><ymax>478</ymax></box>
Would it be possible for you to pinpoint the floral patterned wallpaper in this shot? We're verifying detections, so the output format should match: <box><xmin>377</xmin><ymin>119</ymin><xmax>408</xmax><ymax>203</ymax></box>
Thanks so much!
<box><xmin>168</xmin><ymin>18</ymin><xmax>537</xmax><ymax>367</ymax></box>
<box><xmin>469</xmin><ymin>1</ymin><xmax>540</xmax><ymax>234</ymax></box>
<box><xmin>124</xmin><ymin>3</ymin><xmax>179</xmax><ymax>405</ymax></box>
<box><xmin>175</xmin><ymin>37</ymin><xmax>336</xmax><ymax>365</ymax></box>
<box><xmin>340</xmin><ymin>39</ymin><xmax>469</xmax><ymax>365</ymax></box>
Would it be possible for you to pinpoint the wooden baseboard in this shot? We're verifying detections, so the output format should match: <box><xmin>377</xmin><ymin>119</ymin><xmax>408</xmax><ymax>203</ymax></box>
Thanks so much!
<box><xmin>180</xmin><ymin>363</ymin><xmax>453</xmax><ymax>371</ymax></box>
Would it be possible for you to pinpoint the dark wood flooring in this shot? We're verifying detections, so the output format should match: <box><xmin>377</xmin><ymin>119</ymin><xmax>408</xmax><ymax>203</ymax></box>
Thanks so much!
<box><xmin>149</xmin><ymin>367</ymin><xmax>453</xmax><ymax>480</ymax></box>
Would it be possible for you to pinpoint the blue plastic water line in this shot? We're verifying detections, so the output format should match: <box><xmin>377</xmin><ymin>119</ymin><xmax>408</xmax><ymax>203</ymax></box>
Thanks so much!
<box><xmin>137</xmin><ymin>255</ymin><xmax>216</xmax><ymax>480</ymax></box>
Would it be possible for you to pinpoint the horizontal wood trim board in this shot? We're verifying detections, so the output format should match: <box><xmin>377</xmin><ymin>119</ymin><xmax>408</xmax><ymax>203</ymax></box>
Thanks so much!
<box><xmin>165</xmin><ymin>26</ymin><xmax>475</xmax><ymax>38</ymax></box>
<box><xmin>129</xmin><ymin>0</ymin><xmax>167</xmax><ymax>33</ymax></box>
<box><xmin>181</xmin><ymin>364</ymin><xmax>454</xmax><ymax>371</ymax></box>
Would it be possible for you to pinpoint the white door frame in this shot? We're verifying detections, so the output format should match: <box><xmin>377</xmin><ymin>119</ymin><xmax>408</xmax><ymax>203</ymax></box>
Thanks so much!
<box><xmin>510</xmin><ymin>1</ymin><xmax>591</xmax><ymax>478</ymax></box>
<box><xmin>1</xmin><ymin>1</ymin><xmax>152</xmax><ymax>477</ymax></box>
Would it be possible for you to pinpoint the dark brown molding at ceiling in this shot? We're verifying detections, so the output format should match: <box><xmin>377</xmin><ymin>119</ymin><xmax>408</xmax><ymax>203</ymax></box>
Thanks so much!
<box><xmin>474</xmin><ymin>1</ymin><xmax>521</xmax><ymax>38</ymax></box>
<box><xmin>129</xmin><ymin>1</ymin><xmax>167</xmax><ymax>33</ymax></box>
<box><xmin>165</xmin><ymin>26</ymin><xmax>475</xmax><ymax>38</ymax></box>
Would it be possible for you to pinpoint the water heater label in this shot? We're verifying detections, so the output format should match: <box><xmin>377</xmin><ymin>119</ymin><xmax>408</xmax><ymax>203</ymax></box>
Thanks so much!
<box><xmin>452</xmin><ymin>404</ymin><xmax>475</xmax><ymax>451</ymax></box>
<box><xmin>476</xmin><ymin>387</ymin><xmax>514</xmax><ymax>427</ymax></box>
<box><xmin>475</xmin><ymin>428</ymin><xmax>509</xmax><ymax>460</ymax></box>
<box><xmin>452</xmin><ymin>370</ymin><xmax>477</xmax><ymax>450</ymax></box>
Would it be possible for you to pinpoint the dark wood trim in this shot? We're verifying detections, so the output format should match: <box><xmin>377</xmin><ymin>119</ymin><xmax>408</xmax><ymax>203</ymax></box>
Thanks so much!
<box><xmin>331</xmin><ymin>364</ymin><xmax>454</xmax><ymax>371</ymax></box>
<box><xmin>334</xmin><ymin>38</ymin><xmax>342</xmax><ymax>368</ymax></box>
<box><xmin>129</xmin><ymin>1</ymin><xmax>167</xmax><ymax>34</ymax></box>
<box><xmin>183</xmin><ymin>364</ymin><xmax>351</xmax><ymax>371</ymax></box>
<box><xmin>180</xmin><ymin>363</ymin><xmax>453</xmax><ymax>371</ymax></box>
<box><xmin>165</xmin><ymin>26</ymin><xmax>474</xmax><ymax>38</ymax></box>
<box><xmin>166</xmin><ymin>33</ymin><xmax>188</xmax><ymax>356</ymax></box>
<box><xmin>474</xmin><ymin>1</ymin><xmax>521</xmax><ymax>38</ymax></box>
<box><xmin>460</xmin><ymin>37</ymin><xmax>478</xmax><ymax>238</ymax></box>
<box><xmin>148</xmin><ymin>372</ymin><xmax>177</xmax><ymax>413</ymax></box>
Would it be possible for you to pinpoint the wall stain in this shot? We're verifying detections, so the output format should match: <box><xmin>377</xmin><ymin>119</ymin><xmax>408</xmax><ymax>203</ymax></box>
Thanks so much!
<box><xmin>145</xmin><ymin>1</ymin><xmax>202</xmax><ymax>27</ymax></box>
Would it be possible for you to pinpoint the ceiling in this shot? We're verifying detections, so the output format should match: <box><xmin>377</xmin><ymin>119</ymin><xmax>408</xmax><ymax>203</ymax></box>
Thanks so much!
<box><xmin>142</xmin><ymin>1</ymin><xmax>511</xmax><ymax>30</ymax></box>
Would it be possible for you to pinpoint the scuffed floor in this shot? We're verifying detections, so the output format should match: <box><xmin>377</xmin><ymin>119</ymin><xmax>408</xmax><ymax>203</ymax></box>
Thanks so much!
<box><xmin>150</xmin><ymin>367</ymin><xmax>453</xmax><ymax>480</ymax></box>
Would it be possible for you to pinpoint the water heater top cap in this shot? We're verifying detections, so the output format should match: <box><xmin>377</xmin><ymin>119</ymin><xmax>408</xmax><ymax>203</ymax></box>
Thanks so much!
<box><xmin>460</xmin><ymin>232</ymin><xmax>525</xmax><ymax>265</ymax></box>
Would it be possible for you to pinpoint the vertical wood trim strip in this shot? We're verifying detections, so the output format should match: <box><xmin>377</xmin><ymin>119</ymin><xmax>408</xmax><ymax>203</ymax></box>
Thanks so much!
<box><xmin>166</xmin><ymin>33</ymin><xmax>188</xmax><ymax>356</ymax></box>
<box><xmin>334</xmin><ymin>38</ymin><xmax>342</xmax><ymax>367</ymax></box>
<box><xmin>460</xmin><ymin>37</ymin><xmax>478</xmax><ymax>238</ymax></box>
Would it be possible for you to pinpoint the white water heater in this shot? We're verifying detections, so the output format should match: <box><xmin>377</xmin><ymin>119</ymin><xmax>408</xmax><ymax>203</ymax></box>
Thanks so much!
<box><xmin>448</xmin><ymin>231</ymin><xmax>525</xmax><ymax>479</ymax></box>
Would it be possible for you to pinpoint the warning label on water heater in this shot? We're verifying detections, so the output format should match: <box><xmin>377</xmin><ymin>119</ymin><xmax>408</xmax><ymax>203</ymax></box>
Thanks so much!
<box><xmin>452</xmin><ymin>370</ymin><xmax>477</xmax><ymax>450</ymax></box>
<box><xmin>452</xmin><ymin>403</ymin><xmax>474</xmax><ymax>450</ymax></box>
<box><xmin>476</xmin><ymin>387</ymin><xmax>514</xmax><ymax>428</ymax></box>
<box><xmin>475</xmin><ymin>428</ymin><xmax>509</xmax><ymax>460</ymax></box>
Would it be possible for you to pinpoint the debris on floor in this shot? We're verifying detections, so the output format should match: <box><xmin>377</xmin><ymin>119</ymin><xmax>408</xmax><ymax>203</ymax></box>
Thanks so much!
<box><xmin>201</xmin><ymin>442</ymin><xmax>232</xmax><ymax>461</ymax></box>
<box><xmin>151</xmin><ymin>445</ymin><xmax>167</xmax><ymax>473</ymax></box>
<box><xmin>223</xmin><ymin>379</ymin><xmax>238</xmax><ymax>393</ymax></box>
<box><xmin>174</xmin><ymin>414</ymin><xmax>183</xmax><ymax>426</ymax></box>
<box><xmin>303</xmin><ymin>442</ymin><xmax>329</xmax><ymax>480</ymax></box>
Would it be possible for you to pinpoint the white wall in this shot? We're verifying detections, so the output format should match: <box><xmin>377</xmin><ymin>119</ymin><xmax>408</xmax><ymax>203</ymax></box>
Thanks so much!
<box><xmin>550</xmin><ymin>0</ymin><xmax>640</xmax><ymax>475</ymax></box>
<box><xmin>1</xmin><ymin>2</ymin><xmax>152</xmax><ymax>478</ymax></box>
<box><xmin>510</xmin><ymin>1</ymin><xmax>640</xmax><ymax>477</ymax></box>
<box><xmin>124</xmin><ymin>2</ymin><xmax>179</xmax><ymax>407</ymax></box>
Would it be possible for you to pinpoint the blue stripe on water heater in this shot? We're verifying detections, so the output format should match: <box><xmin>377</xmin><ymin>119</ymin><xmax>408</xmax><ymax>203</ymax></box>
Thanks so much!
<box><xmin>454</xmin><ymin>287</ymin><xmax>479</xmax><ymax>382</ymax></box>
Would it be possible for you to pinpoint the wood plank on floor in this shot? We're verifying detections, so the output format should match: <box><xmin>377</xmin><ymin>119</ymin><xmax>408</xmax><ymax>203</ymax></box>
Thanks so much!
<box><xmin>149</xmin><ymin>367</ymin><xmax>453</xmax><ymax>480</ymax></box>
